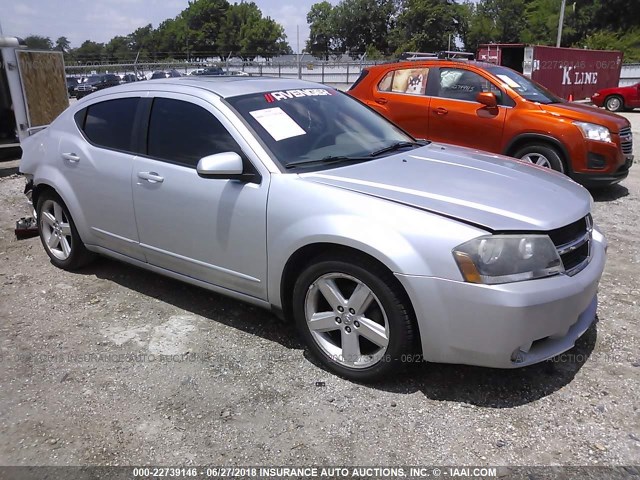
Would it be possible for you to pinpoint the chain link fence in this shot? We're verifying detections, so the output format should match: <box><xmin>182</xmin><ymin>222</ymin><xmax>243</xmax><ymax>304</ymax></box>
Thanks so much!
<box><xmin>64</xmin><ymin>57</ymin><xmax>387</xmax><ymax>89</ymax></box>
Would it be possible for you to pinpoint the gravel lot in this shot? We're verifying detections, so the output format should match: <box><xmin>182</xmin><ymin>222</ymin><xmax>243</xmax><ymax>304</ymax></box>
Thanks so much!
<box><xmin>0</xmin><ymin>113</ymin><xmax>638</xmax><ymax>468</ymax></box>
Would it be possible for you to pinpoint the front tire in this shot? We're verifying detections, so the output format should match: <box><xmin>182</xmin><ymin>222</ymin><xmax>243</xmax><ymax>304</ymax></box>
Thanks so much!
<box><xmin>604</xmin><ymin>95</ymin><xmax>624</xmax><ymax>112</ymax></box>
<box><xmin>292</xmin><ymin>254</ymin><xmax>416</xmax><ymax>381</ymax></box>
<box><xmin>37</xmin><ymin>190</ymin><xmax>94</xmax><ymax>270</ymax></box>
<box><xmin>514</xmin><ymin>144</ymin><xmax>565</xmax><ymax>173</ymax></box>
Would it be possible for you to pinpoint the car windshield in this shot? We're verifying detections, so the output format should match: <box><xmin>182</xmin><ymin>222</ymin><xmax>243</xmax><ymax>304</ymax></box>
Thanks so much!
<box><xmin>487</xmin><ymin>66</ymin><xmax>563</xmax><ymax>104</ymax></box>
<box><xmin>226</xmin><ymin>88</ymin><xmax>417</xmax><ymax>171</ymax></box>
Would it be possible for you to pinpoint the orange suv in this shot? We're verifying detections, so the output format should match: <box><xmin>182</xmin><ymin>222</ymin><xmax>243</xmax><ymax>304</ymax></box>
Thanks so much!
<box><xmin>348</xmin><ymin>60</ymin><xmax>634</xmax><ymax>187</ymax></box>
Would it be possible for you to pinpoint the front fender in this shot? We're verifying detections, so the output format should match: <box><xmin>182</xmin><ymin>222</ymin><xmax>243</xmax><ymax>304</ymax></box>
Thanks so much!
<box><xmin>266</xmin><ymin>175</ymin><xmax>486</xmax><ymax>308</ymax></box>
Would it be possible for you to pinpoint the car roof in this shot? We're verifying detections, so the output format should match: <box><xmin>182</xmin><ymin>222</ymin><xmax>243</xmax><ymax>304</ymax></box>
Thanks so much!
<box><xmin>96</xmin><ymin>77</ymin><xmax>325</xmax><ymax>99</ymax></box>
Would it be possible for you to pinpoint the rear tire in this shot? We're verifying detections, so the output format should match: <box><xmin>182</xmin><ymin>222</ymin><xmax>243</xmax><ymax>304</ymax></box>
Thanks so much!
<box><xmin>604</xmin><ymin>95</ymin><xmax>624</xmax><ymax>112</ymax></box>
<box><xmin>36</xmin><ymin>190</ymin><xmax>94</xmax><ymax>270</ymax></box>
<box><xmin>292</xmin><ymin>253</ymin><xmax>416</xmax><ymax>382</ymax></box>
<box><xmin>514</xmin><ymin>144</ymin><xmax>565</xmax><ymax>173</ymax></box>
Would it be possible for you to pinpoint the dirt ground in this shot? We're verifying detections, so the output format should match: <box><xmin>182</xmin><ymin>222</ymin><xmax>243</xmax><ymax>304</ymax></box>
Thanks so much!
<box><xmin>0</xmin><ymin>113</ymin><xmax>638</xmax><ymax>468</ymax></box>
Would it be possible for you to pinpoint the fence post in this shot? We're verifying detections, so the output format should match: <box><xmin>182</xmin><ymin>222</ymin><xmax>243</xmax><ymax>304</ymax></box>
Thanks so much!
<box><xmin>322</xmin><ymin>63</ymin><xmax>325</xmax><ymax>84</ymax></box>
<box><xmin>346</xmin><ymin>64</ymin><xmax>350</xmax><ymax>84</ymax></box>
<box><xmin>279</xmin><ymin>64</ymin><xmax>281</xmax><ymax>78</ymax></box>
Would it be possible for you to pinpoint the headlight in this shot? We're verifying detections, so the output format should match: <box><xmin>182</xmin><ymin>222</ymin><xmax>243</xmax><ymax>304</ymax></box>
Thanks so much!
<box><xmin>574</xmin><ymin>121</ymin><xmax>611</xmax><ymax>143</ymax></box>
<box><xmin>452</xmin><ymin>235</ymin><xmax>563</xmax><ymax>284</ymax></box>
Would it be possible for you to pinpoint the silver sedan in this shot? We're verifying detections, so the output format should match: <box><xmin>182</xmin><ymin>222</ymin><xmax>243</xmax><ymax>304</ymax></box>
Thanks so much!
<box><xmin>19</xmin><ymin>77</ymin><xmax>606</xmax><ymax>381</ymax></box>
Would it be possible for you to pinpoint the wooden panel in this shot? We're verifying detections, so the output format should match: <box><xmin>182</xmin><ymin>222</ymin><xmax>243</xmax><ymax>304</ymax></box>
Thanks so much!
<box><xmin>16</xmin><ymin>50</ymin><xmax>68</xmax><ymax>127</ymax></box>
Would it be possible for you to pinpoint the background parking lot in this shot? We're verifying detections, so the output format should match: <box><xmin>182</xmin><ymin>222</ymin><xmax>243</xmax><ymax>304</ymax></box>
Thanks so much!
<box><xmin>0</xmin><ymin>113</ymin><xmax>638</xmax><ymax>467</ymax></box>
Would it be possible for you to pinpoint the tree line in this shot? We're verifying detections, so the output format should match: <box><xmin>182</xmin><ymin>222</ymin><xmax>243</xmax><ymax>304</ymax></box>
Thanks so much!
<box><xmin>307</xmin><ymin>0</ymin><xmax>640</xmax><ymax>61</ymax></box>
<box><xmin>22</xmin><ymin>0</ymin><xmax>640</xmax><ymax>63</ymax></box>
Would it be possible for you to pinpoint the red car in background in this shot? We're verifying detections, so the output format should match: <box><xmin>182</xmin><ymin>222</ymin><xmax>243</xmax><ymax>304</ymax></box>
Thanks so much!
<box><xmin>591</xmin><ymin>82</ymin><xmax>640</xmax><ymax>112</ymax></box>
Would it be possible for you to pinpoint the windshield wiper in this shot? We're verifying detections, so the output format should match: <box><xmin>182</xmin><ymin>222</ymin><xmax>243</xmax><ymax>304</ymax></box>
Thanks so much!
<box><xmin>285</xmin><ymin>155</ymin><xmax>373</xmax><ymax>169</ymax></box>
<box><xmin>369</xmin><ymin>140</ymin><xmax>428</xmax><ymax>157</ymax></box>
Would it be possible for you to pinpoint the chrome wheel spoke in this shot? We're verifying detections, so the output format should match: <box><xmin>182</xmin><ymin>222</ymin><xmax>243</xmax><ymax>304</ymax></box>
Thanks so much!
<box><xmin>357</xmin><ymin>317</ymin><xmax>389</xmax><ymax>348</ymax></box>
<box><xmin>60</xmin><ymin>223</ymin><xmax>71</xmax><ymax>236</ymax></box>
<box><xmin>47</xmin><ymin>232</ymin><xmax>59</xmax><ymax>248</ymax></box>
<box><xmin>53</xmin><ymin>202</ymin><xmax>64</xmax><ymax>222</ymax></box>
<box><xmin>347</xmin><ymin>283</ymin><xmax>373</xmax><ymax>315</ymax></box>
<box><xmin>317</xmin><ymin>278</ymin><xmax>346</xmax><ymax>310</ymax></box>
<box><xmin>42</xmin><ymin>212</ymin><xmax>56</xmax><ymax>228</ymax></box>
<box><xmin>308</xmin><ymin>311</ymin><xmax>340</xmax><ymax>333</ymax></box>
<box><xmin>60</xmin><ymin>236</ymin><xmax>71</xmax><ymax>256</ymax></box>
<box><xmin>341</xmin><ymin>329</ymin><xmax>361</xmax><ymax>362</ymax></box>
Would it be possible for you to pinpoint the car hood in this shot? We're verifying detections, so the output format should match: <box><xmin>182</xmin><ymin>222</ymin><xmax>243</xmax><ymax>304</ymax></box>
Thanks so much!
<box><xmin>538</xmin><ymin>102</ymin><xmax>629</xmax><ymax>133</ymax></box>
<box><xmin>300</xmin><ymin>143</ymin><xmax>591</xmax><ymax>232</ymax></box>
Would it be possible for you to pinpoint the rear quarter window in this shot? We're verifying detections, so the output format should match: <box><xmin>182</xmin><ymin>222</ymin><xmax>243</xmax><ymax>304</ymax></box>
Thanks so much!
<box><xmin>377</xmin><ymin>68</ymin><xmax>429</xmax><ymax>95</ymax></box>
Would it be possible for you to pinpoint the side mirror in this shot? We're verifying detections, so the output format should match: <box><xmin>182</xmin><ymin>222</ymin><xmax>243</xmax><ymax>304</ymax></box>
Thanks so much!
<box><xmin>197</xmin><ymin>152</ymin><xmax>243</xmax><ymax>176</ymax></box>
<box><xmin>196</xmin><ymin>152</ymin><xmax>259</xmax><ymax>183</ymax></box>
<box><xmin>476</xmin><ymin>91</ymin><xmax>498</xmax><ymax>109</ymax></box>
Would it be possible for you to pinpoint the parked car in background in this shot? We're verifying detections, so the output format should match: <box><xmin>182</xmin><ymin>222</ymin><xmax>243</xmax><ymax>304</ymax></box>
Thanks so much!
<box><xmin>120</xmin><ymin>74</ymin><xmax>138</xmax><ymax>84</ymax></box>
<box><xmin>591</xmin><ymin>82</ymin><xmax>640</xmax><ymax>112</ymax></box>
<box><xmin>19</xmin><ymin>77</ymin><xmax>606</xmax><ymax>381</ymax></box>
<box><xmin>150</xmin><ymin>70</ymin><xmax>182</xmax><ymax>79</ymax></box>
<box><xmin>203</xmin><ymin>66</ymin><xmax>225</xmax><ymax>76</ymax></box>
<box><xmin>349</xmin><ymin>60</ymin><xmax>633</xmax><ymax>188</ymax></box>
<box><xmin>75</xmin><ymin>74</ymin><xmax>121</xmax><ymax>99</ymax></box>
<box><xmin>66</xmin><ymin>77</ymin><xmax>80</xmax><ymax>97</ymax></box>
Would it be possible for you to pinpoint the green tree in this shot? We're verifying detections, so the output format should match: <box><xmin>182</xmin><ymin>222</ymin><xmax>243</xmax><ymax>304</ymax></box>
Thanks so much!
<box><xmin>182</xmin><ymin>0</ymin><xmax>230</xmax><ymax>59</ymax></box>
<box><xmin>153</xmin><ymin>18</ymin><xmax>185</xmax><ymax>59</ymax></box>
<box><xmin>218</xmin><ymin>2</ymin><xmax>290</xmax><ymax>59</ymax></box>
<box><xmin>55</xmin><ymin>36</ymin><xmax>70</xmax><ymax>53</ymax></box>
<box><xmin>391</xmin><ymin>0</ymin><xmax>458</xmax><ymax>53</ymax></box>
<box><xmin>306</xmin><ymin>1</ymin><xmax>338</xmax><ymax>60</ymax></box>
<box><xmin>105</xmin><ymin>36</ymin><xmax>133</xmax><ymax>63</ymax></box>
<box><xmin>73</xmin><ymin>40</ymin><xmax>105</xmax><ymax>63</ymax></box>
<box><xmin>130</xmin><ymin>24</ymin><xmax>155</xmax><ymax>60</ymax></box>
<box><xmin>332</xmin><ymin>0</ymin><xmax>396</xmax><ymax>56</ymax></box>
<box><xmin>218</xmin><ymin>2</ymin><xmax>261</xmax><ymax>55</ymax></box>
<box><xmin>24</xmin><ymin>35</ymin><xmax>53</xmax><ymax>50</ymax></box>
<box><xmin>582</xmin><ymin>28</ymin><xmax>640</xmax><ymax>62</ymax></box>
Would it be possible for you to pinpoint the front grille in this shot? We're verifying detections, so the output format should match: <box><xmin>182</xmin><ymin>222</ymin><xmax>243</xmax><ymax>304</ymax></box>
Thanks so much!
<box><xmin>548</xmin><ymin>215</ymin><xmax>592</xmax><ymax>276</ymax></box>
<box><xmin>620</xmin><ymin>126</ymin><xmax>633</xmax><ymax>155</ymax></box>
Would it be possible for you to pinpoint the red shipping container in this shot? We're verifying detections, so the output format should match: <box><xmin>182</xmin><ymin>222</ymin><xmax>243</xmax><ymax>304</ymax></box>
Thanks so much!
<box><xmin>477</xmin><ymin>44</ymin><xmax>623</xmax><ymax>100</ymax></box>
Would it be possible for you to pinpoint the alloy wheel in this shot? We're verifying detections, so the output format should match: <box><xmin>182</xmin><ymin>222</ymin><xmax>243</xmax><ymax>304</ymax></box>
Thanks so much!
<box><xmin>39</xmin><ymin>199</ymin><xmax>73</xmax><ymax>261</ymax></box>
<box><xmin>520</xmin><ymin>152</ymin><xmax>552</xmax><ymax>169</ymax></box>
<box><xmin>304</xmin><ymin>273</ymin><xmax>390</xmax><ymax>369</ymax></box>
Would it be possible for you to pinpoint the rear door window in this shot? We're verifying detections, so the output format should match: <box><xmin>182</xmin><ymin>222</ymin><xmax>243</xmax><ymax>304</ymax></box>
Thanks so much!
<box><xmin>79</xmin><ymin>97</ymin><xmax>140</xmax><ymax>152</ymax></box>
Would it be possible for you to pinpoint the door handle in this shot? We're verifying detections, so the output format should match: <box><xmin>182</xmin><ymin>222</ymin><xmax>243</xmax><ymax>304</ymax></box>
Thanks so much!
<box><xmin>62</xmin><ymin>152</ymin><xmax>80</xmax><ymax>163</ymax></box>
<box><xmin>434</xmin><ymin>107</ymin><xmax>448</xmax><ymax>115</ymax></box>
<box><xmin>375</xmin><ymin>98</ymin><xmax>388</xmax><ymax>105</ymax></box>
<box><xmin>137</xmin><ymin>171</ymin><xmax>164</xmax><ymax>183</ymax></box>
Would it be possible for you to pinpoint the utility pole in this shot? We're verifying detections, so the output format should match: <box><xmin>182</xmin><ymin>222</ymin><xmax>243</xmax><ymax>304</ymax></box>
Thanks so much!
<box><xmin>556</xmin><ymin>0</ymin><xmax>567</xmax><ymax>48</ymax></box>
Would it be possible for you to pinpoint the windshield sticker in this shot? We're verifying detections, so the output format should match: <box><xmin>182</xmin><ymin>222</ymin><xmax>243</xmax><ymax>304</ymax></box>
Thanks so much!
<box><xmin>249</xmin><ymin>107</ymin><xmax>306</xmax><ymax>141</ymax></box>
<box><xmin>264</xmin><ymin>89</ymin><xmax>333</xmax><ymax>102</ymax></box>
<box><xmin>496</xmin><ymin>74</ymin><xmax>521</xmax><ymax>89</ymax></box>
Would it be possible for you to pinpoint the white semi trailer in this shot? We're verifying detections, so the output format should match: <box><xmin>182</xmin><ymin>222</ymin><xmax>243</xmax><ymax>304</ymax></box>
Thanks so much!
<box><xmin>0</xmin><ymin>36</ymin><xmax>68</xmax><ymax>151</ymax></box>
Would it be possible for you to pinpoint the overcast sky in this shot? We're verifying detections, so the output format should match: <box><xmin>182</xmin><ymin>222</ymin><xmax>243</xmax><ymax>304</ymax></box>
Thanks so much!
<box><xmin>0</xmin><ymin>0</ymin><xmax>312</xmax><ymax>53</ymax></box>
